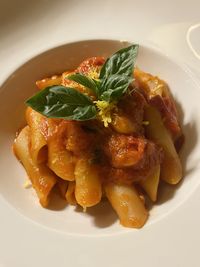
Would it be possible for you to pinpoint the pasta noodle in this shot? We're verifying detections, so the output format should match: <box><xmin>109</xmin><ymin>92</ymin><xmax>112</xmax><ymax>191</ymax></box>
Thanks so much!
<box><xmin>26</xmin><ymin>107</ymin><xmax>47</xmax><ymax>164</ymax></box>
<box><xmin>144</xmin><ymin>105</ymin><xmax>182</xmax><ymax>184</ymax></box>
<box><xmin>13</xmin><ymin>126</ymin><xmax>57</xmax><ymax>207</ymax></box>
<box><xmin>36</xmin><ymin>75</ymin><xmax>62</xmax><ymax>90</ymax></box>
<box><xmin>47</xmin><ymin>121</ymin><xmax>75</xmax><ymax>181</ymax></box>
<box><xmin>74</xmin><ymin>157</ymin><xmax>102</xmax><ymax>208</ymax></box>
<box><xmin>140</xmin><ymin>164</ymin><xmax>160</xmax><ymax>202</ymax></box>
<box><xmin>111</xmin><ymin>113</ymin><xmax>136</xmax><ymax>134</ymax></box>
<box><xmin>105</xmin><ymin>183</ymin><xmax>148</xmax><ymax>228</ymax></box>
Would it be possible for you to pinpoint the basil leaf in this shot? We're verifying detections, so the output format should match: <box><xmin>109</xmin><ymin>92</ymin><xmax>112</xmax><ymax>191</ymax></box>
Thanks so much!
<box><xmin>99</xmin><ymin>45</ymin><xmax>138</xmax><ymax>100</ymax></box>
<box><xmin>99</xmin><ymin>44</ymin><xmax>139</xmax><ymax>80</ymax></box>
<box><xmin>26</xmin><ymin>85</ymin><xmax>97</xmax><ymax>120</ymax></box>
<box><xmin>100</xmin><ymin>74</ymin><xmax>133</xmax><ymax>102</ymax></box>
<box><xmin>67</xmin><ymin>73</ymin><xmax>99</xmax><ymax>97</ymax></box>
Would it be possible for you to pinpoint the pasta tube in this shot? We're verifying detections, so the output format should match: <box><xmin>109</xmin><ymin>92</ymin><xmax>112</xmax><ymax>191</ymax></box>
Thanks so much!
<box><xmin>47</xmin><ymin>121</ymin><xmax>75</xmax><ymax>181</ymax></box>
<box><xmin>140</xmin><ymin>164</ymin><xmax>160</xmax><ymax>202</ymax></box>
<box><xmin>13</xmin><ymin>126</ymin><xmax>57</xmax><ymax>207</ymax></box>
<box><xmin>144</xmin><ymin>105</ymin><xmax>182</xmax><ymax>184</ymax></box>
<box><xmin>111</xmin><ymin>113</ymin><xmax>136</xmax><ymax>134</ymax></box>
<box><xmin>36</xmin><ymin>75</ymin><xmax>62</xmax><ymax>90</ymax></box>
<box><xmin>75</xmin><ymin>157</ymin><xmax>102</xmax><ymax>208</ymax></box>
<box><xmin>26</xmin><ymin>107</ymin><xmax>47</xmax><ymax>164</ymax></box>
<box><xmin>105</xmin><ymin>183</ymin><xmax>148</xmax><ymax>228</ymax></box>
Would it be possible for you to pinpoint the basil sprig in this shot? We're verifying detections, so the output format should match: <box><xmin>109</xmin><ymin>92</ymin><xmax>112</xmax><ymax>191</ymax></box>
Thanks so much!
<box><xmin>26</xmin><ymin>44</ymin><xmax>138</xmax><ymax>121</ymax></box>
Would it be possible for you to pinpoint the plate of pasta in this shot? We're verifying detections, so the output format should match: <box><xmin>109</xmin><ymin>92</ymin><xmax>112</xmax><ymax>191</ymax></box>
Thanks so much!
<box><xmin>0</xmin><ymin>40</ymin><xmax>200</xmax><ymax>239</ymax></box>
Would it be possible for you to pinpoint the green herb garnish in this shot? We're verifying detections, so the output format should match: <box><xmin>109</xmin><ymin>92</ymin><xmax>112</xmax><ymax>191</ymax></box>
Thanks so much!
<box><xmin>26</xmin><ymin>44</ymin><xmax>139</xmax><ymax>126</ymax></box>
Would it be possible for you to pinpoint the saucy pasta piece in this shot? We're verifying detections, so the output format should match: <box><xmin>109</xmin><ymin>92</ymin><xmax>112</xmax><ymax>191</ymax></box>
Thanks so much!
<box><xmin>26</xmin><ymin>107</ymin><xmax>47</xmax><ymax>164</ymax></box>
<box><xmin>140</xmin><ymin>164</ymin><xmax>160</xmax><ymax>202</ymax></box>
<box><xmin>105</xmin><ymin>183</ymin><xmax>148</xmax><ymax>228</ymax></box>
<box><xmin>47</xmin><ymin>120</ymin><xmax>75</xmax><ymax>181</ymax></box>
<box><xmin>36</xmin><ymin>75</ymin><xmax>62</xmax><ymax>90</ymax></box>
<box><xmin>144</xmin><ymin>105</ymin><xmax>182</xmax><ymax>184</ymax></box>
<box><xmin>134</xmin><ymin>68</ymin><xmax>182</xmax><ymax>141</ymax></box>
<box><xmin>75</xmin><ymin>156</ymin><xmax>102</xmax><ymax>208</ymax></box>
<box><xmin>111</xmin><ymin>113</ymin><xmax>136</xmax><ymax>134</ymax></box>
<box><xmin>13</xmin><ymin>126</ymin><xmax>57</xmax><ymax>207</ymax></box>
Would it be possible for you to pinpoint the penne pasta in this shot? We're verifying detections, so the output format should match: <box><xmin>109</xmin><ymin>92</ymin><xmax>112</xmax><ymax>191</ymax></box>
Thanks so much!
<box><xmin>105</xmin><ymin>183</ymin><xmax>148</xmax><ymax>228</ymax></box>
<box><xmin>47</xmin><ymin>121</ymin><xmax>75</xmax><ymax>181</ymax></box>
<box><xmin>75</xmin><ymin>157</ymin><xmax>102</xmax><ymax>208</ymax></box>
<box><xmin>36</xmin><ymin>75</ymin><xmax>62</xmax><ymax>90</ymax></box>
<box><xmin>134</xmin><ymin>68</ymin><xmax>182</xmax><ymax>141</ymax></box>
<box><xmin>134</xmin><ymin>68</ymin><xmax>167</xmax><ymax>97</ymax></box>
<box><xmin>140</xmin><ymin>164</ymin><xmax>160</xmax><ymax>202</ymax></box>
<box><xmin>111</xmin><ymin>113</ymin><xmax>136</xmax><ymax>134</ymax></box>
<box><xmin>144</xmin><ymin>105</ymin><xmax>182</xmax><ymax>184</ymax></box>
<box><xmin>13</xmin><ymin>126</ymin><xmax>57</xmax><ymax>207</ymax></box>
<box><xmin>26</xmin><ymin>107</ymin><xmax>47</xmax><ymax>164</ymax></box>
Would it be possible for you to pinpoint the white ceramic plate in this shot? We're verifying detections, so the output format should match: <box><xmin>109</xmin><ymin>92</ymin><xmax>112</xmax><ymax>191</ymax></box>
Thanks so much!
<box><xmin>0</xmin><ymin>39</ymin><xmax>200</xmax><ymax>267</ymax></box>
